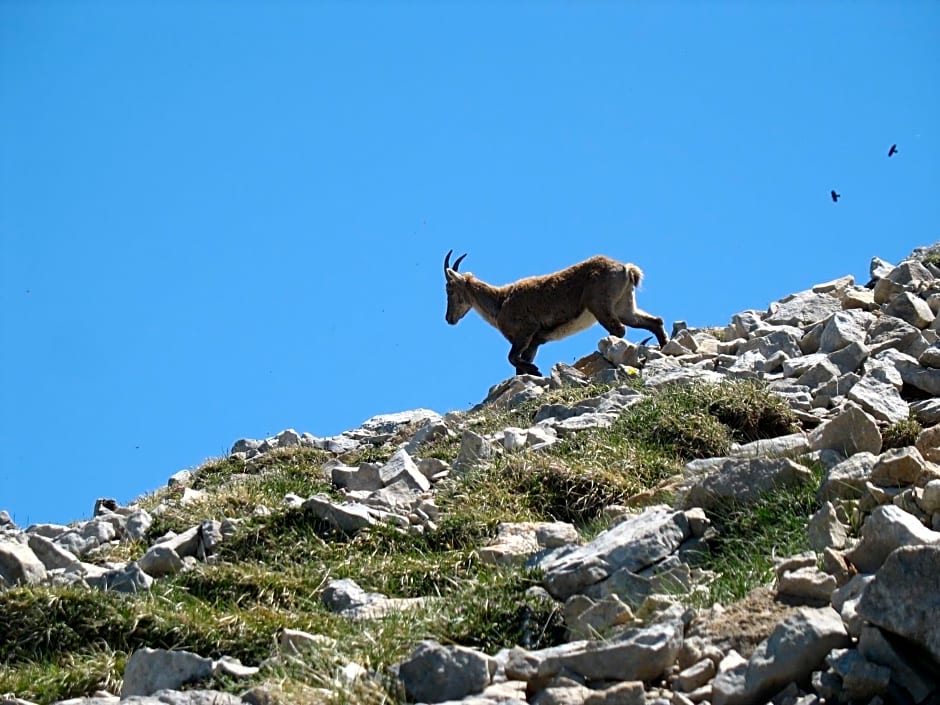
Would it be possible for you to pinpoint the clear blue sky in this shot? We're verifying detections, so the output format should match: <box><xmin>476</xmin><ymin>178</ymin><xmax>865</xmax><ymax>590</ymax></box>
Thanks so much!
<box><xmin>2</xmin><ymin>2</ymin><xmax>938</xmax><ymax>526</ymax></box>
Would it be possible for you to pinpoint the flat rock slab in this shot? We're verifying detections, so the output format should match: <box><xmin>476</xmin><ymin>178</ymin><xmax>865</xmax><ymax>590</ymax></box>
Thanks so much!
<box><xmin>541</xmin><ymin>505</ymin><xmax>690</xmax><ymax>600</ymax></box>
<box><xmin>678</xmin><ymin>458</ymin><xmax>814</xmax><ymax>512</ymax></box>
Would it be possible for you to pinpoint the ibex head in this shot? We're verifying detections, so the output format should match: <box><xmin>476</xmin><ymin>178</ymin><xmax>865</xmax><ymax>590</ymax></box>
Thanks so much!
<box><xmin>444</xmin><ymin>249</ymin><xmax>471</xmax><ymax>324</ymax></box>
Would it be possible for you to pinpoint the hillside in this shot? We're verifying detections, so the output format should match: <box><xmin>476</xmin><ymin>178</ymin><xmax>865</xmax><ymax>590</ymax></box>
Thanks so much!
<box><xmin>2</xmin><ymin>244</ymin><xmax>940</xmax><ymax>705</ymax></box>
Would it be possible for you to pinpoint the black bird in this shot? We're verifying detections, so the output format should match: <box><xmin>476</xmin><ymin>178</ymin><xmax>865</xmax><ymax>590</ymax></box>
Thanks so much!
<box><xmin>888</xmin><ymin>144</ymin><xmax>898</xmax><ymax>157</ymax></box>
<box><xmin>831</xmin><ymin>190</ymin><xmax>840</xmax><ymax>203</ymax></box>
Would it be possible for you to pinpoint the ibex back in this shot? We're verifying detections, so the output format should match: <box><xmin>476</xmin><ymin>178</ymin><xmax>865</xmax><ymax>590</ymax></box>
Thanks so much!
<box><xmin>443</xmin><ymin>251</ymin><xmax>668</xmax><ymax>376</ymax></box>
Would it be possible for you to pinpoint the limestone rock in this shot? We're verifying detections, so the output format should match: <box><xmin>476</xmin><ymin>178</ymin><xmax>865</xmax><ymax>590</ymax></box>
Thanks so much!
<box><xmin>332</xmin><ymin>461</ymin><xmax>382</xmax><ymax>492</ymax></box>
<box><xmin>820</xmin><ymin>311</ymin><xmax>869</xmax><ymax>353</ymax></box>
<box><xmin>678</xmin><ymin>458</ymin><xmax>814</xmax><ymax>512</ymax></box>
<box><xmin>728</xmin><ymin>433</ymin><xmax>809</xmax><ymax>460</ymax></box>
<box><xmin>919</xmin><ymin>342</ymin><xmax>940</xmax><ymax>368</ymax></box>
<box><xmin>673</xmin><ymin>657</ymin><xmax>717</xmax><ymax>693</ymax></box>
<box><xmin>825</xmin><ymin>648</ymin><xmax>892</xmax><ymax>703</ymax></box>
<box><xmin>868</xmin><ymin>316</ymin><xmax>926</xmax><ymax>357</ymax></box>
<box><xmin>0</xmin><ymin>539</ymin><xmax>46</xmax><ymax>587</ymax></box>
<box><xmin>101</xmin><ymin>562</ymin><xmax>153</xmax><ymax>593</ymax></box>
<box><xmin>598</xmin><ymin>336</ymin><xmax>642</xmax><ymax>367</ymax></box>
<box><xmin>121</xmin><ymin>648</ymin><xmax>214</xmax><ymax>697</ymax></box>
<box><xmin>26</xmin><ymin>534</ymin><xmax>78</xmax><ymax>571</ymax></box>
<box><xmin>807</xmin><ymin>502</ymin><xmax>848</xmax><ymax>551</ymax></box>
<box><xmin>454</xmin><ymin>430</ymin><xmax>499</xmax><ymax>473</ymax></box>
<box><xmin>138</xmin><ymin>545</ymin><xmax>185</xmax><ymax>578</ymax></box>
<box><xmin>397</xmin><ymin>640</ymin><xmax>497</xmax><ymax>703</ymax></box>
<box><xmin>847</xmin><ymin>374</ymin><xmax>909</xmax><ymax>425</ymax></box>
<box><xmin>818</xmin><ymin>452</ymin><xmax>877</xmax><ymax>502</ymax></box>
<box><xmin>857</xmin><ymin>625</ymin><xmax>939</xmax><ymax>704</ymax></box>
<box><xmin>916</xmin><ymin>424</ymin><xmax>940</xmax><ymax>463</ymax></box>
<box><xmin>775</xmin><ymin>565</ymin><xmax>837</xmax><ymax>604</ymax></box>
<box><xmin>353</xmin><ymin>409</ymin><xmax>443</xmax><ymax>442</ymax></box>
<box><xmin>541</xmin><ymin>505</ymin><xmax>690</xmax><ymax>600</ymax></box>
<box><xmin>883</xmin><ymin>348</ymin><xmax>940</xmax><ymax>396</ymax></box>
<box><xmin>870</xmin><ymin>446</ymin><xmax>934</xmax><ymax>487</ymax></box>
<box><xmin>765</xmin><ymin>291</ymin><xmax>842</xmax><ymax>327</ymax></box>
<box><xmin>713</xmin><ymin>607</ymin><xmax>850</xmax><ymax>705</ymax></box>
<box><xmin>379</xmin><ymin>449</ymin><xmax>431</xmax><ymax>492</ymax></box>
<box><xmin>845</xmin><ymin>504</ymin><xmax>940</xmax><ymax>573</ymax></box>
<box><xmin>920</xmin><ymin>479</ymin><xmax>940</xmax><ymax>513</ymax></box>
<box><xmin>563</xmin><ymin>593</ymin><xmax>635</xmax><ymax>640</ymax></box>
<box><xmin>808</xmin><ymin>403</ymin><xmax>881</xmax><ymax>456</ymax></box>
<box><xmin>479</xmin><ymin>521</ymin><xmax>579</xmax><ymax>566</ymax></box>
<box><xmin>883</xmin><ymin>291</ymin><xmax>935</xmax><ymax>329</ymax></box>
<box><xmin>125</xmin><ymin>508</ymin><xmax>153</xmax><ymax>541</ymax></box>
<box><xmin>534</xmin><ymin>619</ymin><xmax>683</xmax><ymax>684</ymax></box>
<box><xmin>856</xmin><ymin>544</ymin><xmax>940</xmax><ymax>664</ymax></box>
<box><xmin>304</xmin><ymin>495</ymin><xmax>374</xmax><ymax>532</ymax></box>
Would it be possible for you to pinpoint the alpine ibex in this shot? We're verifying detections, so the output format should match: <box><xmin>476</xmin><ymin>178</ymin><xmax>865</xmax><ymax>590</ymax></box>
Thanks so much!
<box><xmin>443</xmin><ymin>250</ymin><xmax>668</xmax><ymax>376</ymax></box>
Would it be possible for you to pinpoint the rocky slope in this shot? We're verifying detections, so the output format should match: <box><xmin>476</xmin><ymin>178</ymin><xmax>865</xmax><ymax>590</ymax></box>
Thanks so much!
<box><xmin>3</xmin><ymin>244</ymin><xmax>940</xmax><ymax>704</ymax></box>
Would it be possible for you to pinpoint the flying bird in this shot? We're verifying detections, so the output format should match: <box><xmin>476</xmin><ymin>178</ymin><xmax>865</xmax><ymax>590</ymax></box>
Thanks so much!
<box><xmin>888</xmin><ymin>144</ymin><xmax>898</xmax><ymax>157</ymax></box>
<box><xmin>831</xmin><ymin>190</ymin><xmax>840</xmax><ymax>203</ymax></box>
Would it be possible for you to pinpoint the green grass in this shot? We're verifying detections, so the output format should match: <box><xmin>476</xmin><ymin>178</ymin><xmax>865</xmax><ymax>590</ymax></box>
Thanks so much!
<box><xmin>0</xmin><ymin>377</ymin><xmax>811</xmax><ymax>703</ymax></box>
<box><xmin>693</xmin><ymin>465</ymin><xmax>823</xmax><ymax>606</ymax></box>
<box><xmin>881</xmin><ymin>413</ymin><xmax>922</xmax><ymax>451</ymax></box>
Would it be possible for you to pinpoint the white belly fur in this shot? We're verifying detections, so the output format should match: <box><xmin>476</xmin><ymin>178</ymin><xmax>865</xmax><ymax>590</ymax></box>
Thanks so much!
<box><xmin>543</xmin><ymin>309</ymin><xmax>597</xmax><ymax>341</ymax></box>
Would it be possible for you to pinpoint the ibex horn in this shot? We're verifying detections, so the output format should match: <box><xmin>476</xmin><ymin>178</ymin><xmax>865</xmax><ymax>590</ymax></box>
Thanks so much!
<box><xmin>444</xmin><ymin>250</ymin><xmax>467</xmax><ymax>271</ymax></box>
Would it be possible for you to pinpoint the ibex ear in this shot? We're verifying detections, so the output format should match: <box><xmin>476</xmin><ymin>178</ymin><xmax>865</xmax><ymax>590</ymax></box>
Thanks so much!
<box><xmin>445</xmin><ymin>268</ymin><xmax>463</xmax><ymax>283</ymax></box>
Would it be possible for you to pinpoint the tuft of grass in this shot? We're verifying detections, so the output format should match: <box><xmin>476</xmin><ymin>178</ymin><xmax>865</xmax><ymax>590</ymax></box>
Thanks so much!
<box><xmin>704</xmin><ymin>380</ymin><xmax>799</xmax><ymax>442</ymax></box>
<box><xmin>621</xmin><ymin>390</ymin><xmax>731</xmax><ymax>459</ymax></box>
<box><xmin>881</xmin><ymin>414</ymin><xmax>922</xmax><ymax>451</ymax></box>
<box><xmin>619</xmin><ymin>380</ymin><xmax>799</xmax><ymax>458</ymax></box>
<box><xmin>437</xmin><ymin>568</ymin><xmax>565</xmax><ymax>652</ymax></box>
<box><xmin>0</xmin><ymin>648</ymin><xmax>124</xmax><ymax>705</ymax></box>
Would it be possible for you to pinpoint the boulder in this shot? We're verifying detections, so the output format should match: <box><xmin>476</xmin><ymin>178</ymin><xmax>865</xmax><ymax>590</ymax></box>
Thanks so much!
<box><xmin>526</xmin><ymin>618</ymin><xmax>683</xmax><ymax>685</ymax></box>
<box><xmin>397</xmin><ymin>640</ymin><xmax>496</xmax><ymax>703</ymax></box>
<box><xmin>845</xmin><ymin>504</ymin><xmax>940</xmax><ymax>573</ymax></box>
<box><xmin>121</xmin><ymin>648</ymin><xmax>214</xmax><ymax>697</ymax></box>
<box><xmin>678</xmin><ymin>458</ymin><xmax>814</xmax><ymax>512</ymax></box>
<box><xmin>808</xmin><ymin>404</ymin><xmax>881</xmax><ymax>456</ymax></box>
<box><xmin>713</xmin><ymin>607</ymin><xmax>850</xmax><ymax>705</ymax></box>
<box><xmin>0</xmin><ymin>539</ymin><xmax>46</xmax><ymax>587</ymax></box>
<box><xmin>541</xmin><ymin>506</ymin><xmax>690</xmax><ymax>600</ymax></box>
<box><xmin>883</xmin><ymin>292</ymin><xmax>935</xmax><ymax>329</ymax></box>
<box><xmin>871</xmin><ymin>447</ymin><xmax>937</xmax><ymax>487</ymax></box>
<box><xmin>856</xmin><ymin>545</ymin><xmax>940</xmax><ymax>664</ymax></box>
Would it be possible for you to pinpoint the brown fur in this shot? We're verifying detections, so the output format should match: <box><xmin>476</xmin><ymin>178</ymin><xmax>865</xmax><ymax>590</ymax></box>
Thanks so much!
<box><xmin>444</xmin><ymin>253</ymin><xmax>668</xmax><ymax>376</ymax></box>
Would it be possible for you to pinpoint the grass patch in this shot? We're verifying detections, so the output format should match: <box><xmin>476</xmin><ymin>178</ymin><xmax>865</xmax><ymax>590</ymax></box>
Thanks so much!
<box><xmin>431</xmin><ymin>380</ymin><xmax>799</xmax><ymax>527</ymax></box>
<box><xmin>0</xmin><ymin>648</ymin><xmax>124</xmax><ymax>705</ymax></box>
<box><xmin>695</xmin><ymin>466</ymin><xmax>823</xmax><ymax>605</ymax></box>
<box><xmin>881</xmin><ymin>414</ymin><xmax>922</xmax><ymax>450</ymax></box>
<box><xmin>619</xmin><ymin>380</ymin><xmax>798</xmax><ymax>460</ymax></box>
<box><xmin>143</xmin><ymin>449</ymin><xmax>337</xmax><ymax>539</ymax></box>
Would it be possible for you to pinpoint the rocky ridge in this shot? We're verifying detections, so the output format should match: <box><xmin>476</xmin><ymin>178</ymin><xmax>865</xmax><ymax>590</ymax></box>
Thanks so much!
<box><xmin>3</xmin><ymin>244</ymin><xmax>940</xmax><ymax>704</ymax></box>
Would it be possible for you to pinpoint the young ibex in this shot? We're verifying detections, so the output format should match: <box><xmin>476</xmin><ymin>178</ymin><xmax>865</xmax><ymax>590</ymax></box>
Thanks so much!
<box><xmin>443</xmin><ymin>250</ymin><xmax>668</xmax><ymax>376</ymax></box>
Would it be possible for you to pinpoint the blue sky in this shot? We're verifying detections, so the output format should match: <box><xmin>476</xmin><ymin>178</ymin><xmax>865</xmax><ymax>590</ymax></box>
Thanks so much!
<box><xmin>2</xmin><ymin>2</ymin><xmax>938</xmax><ymax>526</ymax></box>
